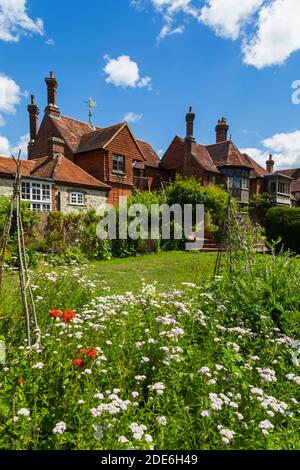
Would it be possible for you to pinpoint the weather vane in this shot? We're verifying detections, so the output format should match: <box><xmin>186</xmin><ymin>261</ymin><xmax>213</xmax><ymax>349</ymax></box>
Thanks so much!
<box><xmin>85</xmin><ymin>98</ymin><xmax>97</xmax><ymax>127</ymax></box>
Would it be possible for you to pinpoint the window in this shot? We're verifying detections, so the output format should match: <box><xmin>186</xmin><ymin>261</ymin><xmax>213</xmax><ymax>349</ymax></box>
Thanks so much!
<box><xmin>21</xmin><ymin>181</ymin><xmax>52</xmax><ymax>212</ymax></box>
<box><xmin>208</xmin><ymin>175</ymin><xmax>217</xmax><ymax>185</ymax></box>
<box><xmin>113</xmin><ymin>155</ymin><xmax>125</xmax><ymax>174</ymax></box>
<box><xmin>278</xmin><ymin>182</ymin><xmax>289</xmax><ymax>195</ymax></box>
<box><xmin>70</xmin><ymin>192</ymin><xmax>84</xmax><ymax>206</ymax></box>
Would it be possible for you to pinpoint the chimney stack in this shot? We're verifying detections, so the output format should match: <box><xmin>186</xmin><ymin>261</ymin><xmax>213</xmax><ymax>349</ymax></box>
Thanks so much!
<box><xmin>45</xmin><ymin>71</ymin><xmax>60</xmax><ymax>117</ymax></box>
<box><xmin>215</xmin><ymin>117</ymin><xmax>229</xmax><ymax>143</ymax></box>
<box><xmin>185</xmin><ymin>106</ymin><xmax>196</xmax><ymax>142</ymax></box>
<box><xmin>266</xmin><ymin>154</ymin><xmax>275</xmax><ymax>173</ymax></box>
<box><xmin>27</xmin><ymin>94</ymin><xmax>39</xmax><ymax>144</ymax></box>
<box><xmin>49</xmin><ymin>137</ymin><xmax>65</xmax><ymax>158</ymax></box>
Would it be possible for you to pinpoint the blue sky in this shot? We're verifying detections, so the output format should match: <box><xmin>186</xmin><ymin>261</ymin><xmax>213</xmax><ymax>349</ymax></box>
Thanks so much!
<box><xmin>1</xmin><ymin>0</ymin><xmax>300</xmax><ymax>169</ymax></box>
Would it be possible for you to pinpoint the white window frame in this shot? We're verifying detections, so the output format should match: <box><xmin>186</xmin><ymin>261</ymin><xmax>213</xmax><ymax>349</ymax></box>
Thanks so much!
<box><xmin>70</xmin><ymin>191</ymin><xmax>85</xmax><ymax>206</ymax></box>
<box><xmin>21</xmin><ymin>180</ymin><xmax>52</xmax><ymax>212</ymax></box>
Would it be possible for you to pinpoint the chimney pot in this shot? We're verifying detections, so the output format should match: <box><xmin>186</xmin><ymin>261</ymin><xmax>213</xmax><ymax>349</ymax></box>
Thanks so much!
<box><xmin>45</xmin><ymin>72</ymin><xmax>60</xmax><ymax>117</ymax></box>
<box><xmin>266</xmin><ymin>154</ymin><xmax>275</xmax><ymax>173</ymax></box>
<box><xmin>215</xmin><ymin>117</ymin><xmax>229</xmax><ymax>143</ymax></box>
<box><xmin>27</xmin><ymin>95</ymin><xmax>39</xmax><ymax>144</ymax></box>
<box><xmin>186</xmin><ymin>106</ymin><xmax>196</xmax><ymax>141</ymax></box>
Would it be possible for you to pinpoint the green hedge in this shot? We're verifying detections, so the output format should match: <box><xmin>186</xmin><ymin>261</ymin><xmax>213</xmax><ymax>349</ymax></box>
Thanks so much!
<box><xmin>265</xmin><ymin>206</ymin><xmax>300</xmax><ymax>253</ymax></box>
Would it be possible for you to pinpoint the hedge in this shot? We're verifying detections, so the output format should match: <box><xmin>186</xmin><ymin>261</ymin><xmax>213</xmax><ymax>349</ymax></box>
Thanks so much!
<box><xmin>265</xmin><ymin>206</ymin><xmax>300</xmax><ymax>253</ymax></box>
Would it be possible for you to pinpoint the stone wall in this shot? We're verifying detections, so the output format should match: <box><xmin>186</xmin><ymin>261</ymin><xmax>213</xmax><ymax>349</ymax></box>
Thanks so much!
<box><xmin>55</xmin><ymin>185</ymin><xmax>107</xmax><ymax>214</ymax></box>
<box><xmin>0</xmin><ymin>178</ymin><xmax>14</xmax><ymax>198</ymax></box>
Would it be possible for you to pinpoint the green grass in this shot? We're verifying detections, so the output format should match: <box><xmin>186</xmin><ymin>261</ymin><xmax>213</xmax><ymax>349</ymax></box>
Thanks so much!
<box><xmin>88</xmin><ymin>251</ymin><xmax>216</xmax><ymax>294</ymax></box>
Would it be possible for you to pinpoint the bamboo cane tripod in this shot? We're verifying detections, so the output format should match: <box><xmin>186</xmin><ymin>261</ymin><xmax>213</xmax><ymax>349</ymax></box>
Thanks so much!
<box><xmin>0</xmin><ymin>152</ymin><xmax>41</xmax><ymax>351</ymax></box>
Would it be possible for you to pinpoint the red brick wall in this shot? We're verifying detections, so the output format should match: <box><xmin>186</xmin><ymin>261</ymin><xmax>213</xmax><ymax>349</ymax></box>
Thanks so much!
<box><xmin>108</xmin><ymin>184</ymin><xmax>132</xmax><ymax>205</ymax></box>
<box><xmin>75</xmin><ymin>149</ymin><xmax>107</xmax><ymax>182</ymax></box>
<box><xmin>28</xmin><ymin>115</ymin><xmax>74</xmax><ymax>161</ymax></box>
<box><xmin>161</xmin><ymin>137</ymin><xmax>184</xmax><ymax>174</ymax></box>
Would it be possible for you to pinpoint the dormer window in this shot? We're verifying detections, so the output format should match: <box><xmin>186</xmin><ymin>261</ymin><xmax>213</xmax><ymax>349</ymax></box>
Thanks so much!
<box><xmin>113</xmin><ymin>155</ymin><xmax>125</xmax><ymax>175</ymax></box>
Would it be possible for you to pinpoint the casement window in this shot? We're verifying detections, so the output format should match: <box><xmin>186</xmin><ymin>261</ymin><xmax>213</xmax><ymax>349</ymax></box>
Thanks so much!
<box><xmin>112</xmin><ymin>154</ymin><xmax>125</xmax><ymax>175</ymax></box>
<box><xmin>70</xmin><ymin>192</ymin><xmax>84</xmax><ymax>206</ymax></box>
<box><xmin>21</xmin><ymin>181</ymin><xmax>52</xmax><ymax>212</ymax></box>
<box><xmin>278</xmin><ymin>182</ymin><xmax>290</xmax><ymax>195</ymax></box>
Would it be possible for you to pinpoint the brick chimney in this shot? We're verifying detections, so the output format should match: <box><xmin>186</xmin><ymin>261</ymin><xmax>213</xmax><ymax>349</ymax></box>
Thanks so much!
<box><xmin>27</xmin><ymin>95</ymin><xmax>39</xmax><ymax>153</ymax></box>
<box><xmin>45</xmin><ymin>72</ymin><xmax>60</xmax><ymax>118</ymax></box>
<box><xmin>184</xmin><ymin>106</ymin><xmax>197</xmax><ymax>178</ymax></box>
<box><xmin>49</xmin><ymin>137</ymin><xmax>65</xmax><ymax>158</ymax></box>
<box><xmin>215</xmin><ymin>117</ymin><xmax>229</xmax><ymax>143</ymax></box>
<box><xmin>266</xmin><ymin>154</ymin><xmax>275</xmax><ymax>173</ymax></box>
<box><xmin>185</xmin><ymin>106</ymin><xmax>196</xmax><ymax>142</ymax></box>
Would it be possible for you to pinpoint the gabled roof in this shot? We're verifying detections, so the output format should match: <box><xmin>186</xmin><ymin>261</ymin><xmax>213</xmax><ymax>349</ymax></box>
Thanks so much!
<box><xmin>51</xmin><ymin>115</ymin><xmax>100</xmax><ymax>153</ymax></box>
<box><xmin>206</xmin><ymin>141</ymin><xmax>253</xmax><ymax>169</ymax></box>
<box><xmin>77</xmin><ymin>123</ymin><xmax>125</xmax><ymax>153</ymax></box>
<box><xmin>137</xmin><ymin>140</ymin><xmax>162</xmax><ymax>168</ymax></box>
<box><xmin>243</xmin><ymin>154</ymin><xmax>269</xmax><ymax>178</ymax></box>
<box><xmin>0</xmin><ymin>155</ymin><xmax>110</xmax><ymax>190</ymax></box>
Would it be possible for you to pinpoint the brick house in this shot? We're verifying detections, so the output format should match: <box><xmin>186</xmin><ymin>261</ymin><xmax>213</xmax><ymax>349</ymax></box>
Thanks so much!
<box><xmin>0</xmin><ymin>148</ymin><xmax>109</xmax><ymax>213</ymax></box>
<box><xmin>27</xmin><ymin>72</ymin><xmax>166</xmax><ymax>206</ymax></box>
<box><xmin>162</xmin><ymin>108</ymin><xmax>293</xmax><ymax>206</ymax></box>
<box><xmin>275</xmin><ymin>168</ymin><xmax>300</xmax><ymax>206</ymax></box>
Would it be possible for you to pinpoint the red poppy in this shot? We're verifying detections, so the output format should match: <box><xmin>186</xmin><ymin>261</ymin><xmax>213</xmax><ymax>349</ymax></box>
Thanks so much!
<box><xmin>49</xmin><ymin>309</ymin><xmax>62</xmax><ymax>318</ymax></box>
<box><xmin>80</xmin><ymin>348</ymin><xmax>97</xmax><ymax>360</ymax></box>
<box><xmin>61</xmin><ymin>310</ymin><xmax>76</xmax><ymax>324</ymax></box>
<box><xmin>72</xmin><ymin>358</ymin><xmax>85</xmax><ymax>368</ymax></box>
<box><xmin>17</xmin><ymin>377</ymin><xmax>23</xmax><ymax>384</ymax></box>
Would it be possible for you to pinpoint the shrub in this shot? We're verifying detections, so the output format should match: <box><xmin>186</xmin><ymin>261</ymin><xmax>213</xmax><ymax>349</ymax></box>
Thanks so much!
<box><xmin>165</xmin><ymin>176</ymin><xmax>229</xmax><ymax>227</ymax></box>
<box><xmin>265</xmin><ymin>207</ymin><xmax>300</xmax><ymax>253</ymax></box>
<box><xmin>250</xmin><ymin>193</ymin><xmax>273</xmax><ymax>225</ymax></box>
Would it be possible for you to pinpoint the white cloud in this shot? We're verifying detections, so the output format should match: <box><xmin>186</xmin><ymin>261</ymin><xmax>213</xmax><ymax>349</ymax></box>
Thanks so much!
<box><xmin>0</xmin><ymin>0</ymin><xmax>44</xmax><ymax>42</ymax></box>
<box><xmin>0</xmin><ymin>74</ymin><xmax>23</xmax><ymax>126</ymax></box>
<box><xmin>11</xmin><ymin>132</ymin><xmax>29</xmax><ymax>157</ymax></box>
<box><xmin>135</xmin><ymin>0</ymin><xmax>300</xmax><ymax>68</ymax></box>
<box><xmin>123</xmin><ymin>112</ymin><xmax>143</xmax><ymax>123</ymax></box>
<box><xmin>243</xmin><ymin>0</ymin><xmax>300</xmax><ymax>68</ymax></box>
<box><xmin>242</xmin><ymin>129</ymin><xmax>300</xmax><ymax>170</ymax></box>
<box><xmin>200</xmin><ymin>0</ymin><xmax>263</xmax><ymax>41</ymax></box>
<box><xmin>0</xmin><ymin>135</ymin><xmax>10</xmax><ymax>155</ymax></box>
<box><xmin>103</xmin><ymin>55</ymin><xmax>152</xmax><ymax>89</ymax></box>
<box><xmin>45</xmin><ymin>37</ymin><xmax>54</xmax><ymax>46</ymax></box>
<box><xmin>0</xmin><ymin>132</ymin><xmax>29</xmax><ymax>157</ymax></box>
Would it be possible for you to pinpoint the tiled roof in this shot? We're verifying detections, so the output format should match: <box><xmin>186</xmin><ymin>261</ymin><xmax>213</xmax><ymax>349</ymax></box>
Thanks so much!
<box><xmin>278</xmin><ymin>169</ymin><xmax>300</xmax><ymax>193</ymax></box>
<box><xmin>76</xmin><ymin>123</ymin><xmax>125</xmax><ymax>153</ymax></box>
<box><xmin>0</xmin><ymin>155</ymin><xmax>109</xmax><ymax>190</ymax></box>
<box><xmin>243</xmin><ymin>154</ymin><xmax>269</xmax><ymax>178</ymax></box>
<box><xmin>192</xmin><ymin>142</ymin><xmax>221</xmax><ymax>174</ymax></box>
<box><xmin>137</xmin><ymin>140</ymin><xmax>161</xmax><ymax>168</ymax></box>
<box><xmin>51</xmin><ymin>115</ymin><xmax>101</xmax><ymax>153</ymax></box>
<box><xmin>0</xmin><ymin>157</ymin><xmax>33</xmax><ymax>177</ymax></box>
<box><xmin>206</xmin><ymin>141</ymin><xmax>253</xmax><ymax>169</ymax></box>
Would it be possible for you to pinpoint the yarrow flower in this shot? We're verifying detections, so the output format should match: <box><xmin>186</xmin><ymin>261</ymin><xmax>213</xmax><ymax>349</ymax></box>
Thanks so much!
<box><xmin>17</xmin><ymin>408</ymin><xmax>30</xmax><ymax>417</ymax></box>
<box><xmin>118</xmin><ymin>436</ymin><xmax>129</xmax><ymax>443</ymax></box>
<box><xmin>258</xmin><ymin>420</ymin><xmax>274</xmax><ymax>435</ymax></box>
<box><xmin>72</xmin><ymin>358</ymin><xmax>85</xmax><ymax>368</ymax></box>
<box><xmin>80</xmin><ymin>348</ymin><xmax>97</xmax><ymax>360</ymax></box>
<box><xmin>31</xmin><ymin>363</ymin><xmax>44</xmax><ymax>370</ymax></box>
<box><xmin>53</xmin><ymin>422</ymin><xmax>67</xmax><ymax>435</ymax></box>
<box><xmin>49</xmin><ymin>309</ymin><xmax>62</xmax><ymax>318</ymax></box>
<box><xmin>61</xmin><ymin>310</ymin><xmax>76</xmax><ymax>324</ymax></box>
<box><xmin>157</xmin><ymin>416</ymin><xmax>167</xmax><ymax>426</ymax></box>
